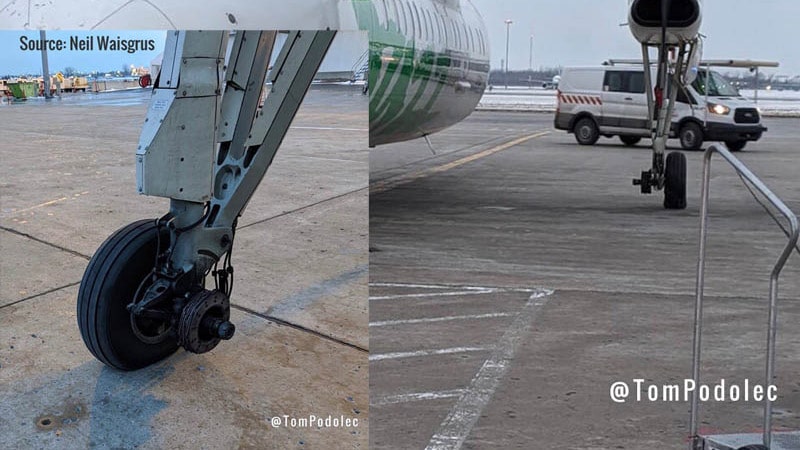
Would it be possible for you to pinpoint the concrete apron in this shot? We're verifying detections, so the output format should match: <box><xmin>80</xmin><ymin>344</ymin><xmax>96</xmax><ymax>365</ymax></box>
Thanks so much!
<box><xmin>0</xmin><ymin>86</ymin><xmax>369</xmax><ymax>448</ymax></box>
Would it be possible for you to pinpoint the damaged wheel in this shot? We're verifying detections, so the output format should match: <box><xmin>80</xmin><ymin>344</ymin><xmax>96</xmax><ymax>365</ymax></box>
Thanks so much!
<box><xmin>77</xmin><ymin>219</ymin><xmax>179</xmax><ymax>371</ymax></box>
<box><xmin>178</xmin><ymin>289</ymin><xmax>235</xmax><ymax>354</ymax></box>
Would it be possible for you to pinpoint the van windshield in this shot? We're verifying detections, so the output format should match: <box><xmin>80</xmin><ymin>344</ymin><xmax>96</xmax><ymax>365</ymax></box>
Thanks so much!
<box><xmin>692</xmin><ymin>70</ymin><xmax>740</xmax><ymax>97</ymax></box>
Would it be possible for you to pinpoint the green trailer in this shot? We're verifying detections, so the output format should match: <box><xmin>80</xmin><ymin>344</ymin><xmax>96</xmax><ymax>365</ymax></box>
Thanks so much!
<box><xmin>7</xmin><ymin>81</ymin><xmax>39</xmax><ymax>99</ymax></box>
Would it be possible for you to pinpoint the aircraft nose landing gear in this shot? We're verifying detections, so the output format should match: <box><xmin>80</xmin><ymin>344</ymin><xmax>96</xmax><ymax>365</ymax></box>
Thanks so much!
<box><xmin>78</xmin><ymin>29</ymin><xmax>336</xmax><ymax>371</ymax></box>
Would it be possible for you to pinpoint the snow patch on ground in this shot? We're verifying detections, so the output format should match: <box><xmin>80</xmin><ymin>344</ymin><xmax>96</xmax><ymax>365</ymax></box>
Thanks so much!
<box><xmin>478</xmin><ymin>88</ymin><xmax>800</xmax><ymax>117</ymax></box>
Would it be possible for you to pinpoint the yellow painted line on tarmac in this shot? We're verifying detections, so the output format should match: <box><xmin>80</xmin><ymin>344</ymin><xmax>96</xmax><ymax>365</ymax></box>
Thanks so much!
<box><xmin>1</xmin><ymin>191</ymin><xmax>91</xmax><ymax>218</ymax></box>
<box><xmin>370</xmin><ymin>131</ymin><xmax>550</xmax><ymax>194</ymax></box>
<box><xmin>2</xmin><ymin>197</ymin><xmax>68</xmax><ymax>218</ymax></box>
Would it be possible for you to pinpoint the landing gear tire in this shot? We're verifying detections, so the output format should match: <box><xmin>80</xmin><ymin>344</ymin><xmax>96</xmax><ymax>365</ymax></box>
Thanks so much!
<box><xmin>679</xmin><ymin>122</ymin><xmax>704</xmax><ymax>150</ymax></box>
<box><xmin>664</xmin><ymin>151</ymin><xmax>687</xmax><ymax>210</ymax></box>
<box><xmin>574</xmin><ymin>117</ymin><xmax>600</xmax><ymax>146</ymax></box>
<box><xmin>77</xmin><ymin>219</ymin><xmax>178</xmax><ymax>371</ymax></box>
<box><xmin>725</xmin><ymin>140</ymin><xmax>747</xmax><ymax>152</ymax></box>
<box><xmin>620</xmin><ymin>136</ymin><xmax>642</xmax><ymax>146</ymax></box>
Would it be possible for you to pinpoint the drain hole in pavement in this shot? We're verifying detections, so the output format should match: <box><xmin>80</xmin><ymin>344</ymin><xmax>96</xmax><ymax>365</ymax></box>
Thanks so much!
<box><xmin>35</xmin><ymin>416</ymin><xmax>57</xmax><ymax>430</ymax></box>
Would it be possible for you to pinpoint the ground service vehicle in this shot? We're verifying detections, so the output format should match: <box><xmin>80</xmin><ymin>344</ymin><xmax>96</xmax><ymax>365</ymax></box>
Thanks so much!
<box><xmin>555</xmin><ymin>65</ymin><xmax>767</xmax><ymax>152</ymax></box>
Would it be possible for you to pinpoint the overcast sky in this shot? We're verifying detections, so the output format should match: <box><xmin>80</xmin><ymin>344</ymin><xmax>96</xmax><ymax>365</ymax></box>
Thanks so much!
<box><xmin>471</xmin><ymin>0</ymin><xmax>800</xmax><ymax>76</ymax></box>
<box><xmin>1</xmin><ymin>2</ymin><xmax>798</xmax><ymax>77</ymax></box>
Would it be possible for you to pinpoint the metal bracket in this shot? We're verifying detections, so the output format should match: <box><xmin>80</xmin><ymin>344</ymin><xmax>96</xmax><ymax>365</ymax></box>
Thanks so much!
<box><xmin>136</xmin><ymin>31</ymin><xmax>227</xmax><ymax>202</ymax></box>
<box><xmin>212</xmin><ymin>30</ymin><xmax>336</xmax><ymax>227</ymax></box>
<box><xmin>136</xmin><ymin>30</ymin><xmax>336</xmax><ymax>278</ymax></box>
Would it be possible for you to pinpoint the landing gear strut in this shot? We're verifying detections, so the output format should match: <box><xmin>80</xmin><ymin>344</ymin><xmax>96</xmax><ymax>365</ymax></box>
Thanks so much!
<box><xmin>629</xmin><ymin>0</ymin><xmax>701</xmax><ymax>211</ymax></box>
<box><xmin>78</xmin><ymin>30</ymin><xmax>336</xmax><ymax>370</ymax></box>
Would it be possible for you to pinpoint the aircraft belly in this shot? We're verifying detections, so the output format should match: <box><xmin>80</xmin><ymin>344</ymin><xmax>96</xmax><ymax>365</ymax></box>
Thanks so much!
<box><xmin>369</xmin><ymin>48</ymin><xmax>487</xmax><ymax>146</ymax></box>
<box><xmin>370</xmin><ymin>83</ymin><xmax>483</xmax><ymax>146</ymax></box>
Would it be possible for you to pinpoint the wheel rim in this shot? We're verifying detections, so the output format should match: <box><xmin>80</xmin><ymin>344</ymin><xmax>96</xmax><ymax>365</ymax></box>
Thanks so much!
<box><xmin>102</xmin><ymin>226</ymin><xmax>176</xmax><ymax>358</ymax></box>
<box><xmin>129</xmin><ymin>272</ymin><xmax>175</xmax><ymax>345</ymax></box>
<box><xmin>178</xmin><ymin>290</ymin><xmax>231</xmax><ymax>354</ymax></box>
<box><xmin>78</xmin><ymin>219</ymin><xmax>179</xmax><ymax>370</ymax></box>
<box><xmin>683</xmin><ymin>130</ymin><xmax>696</xmax><ymax>147</ymax></box>
<box><xmin>579</xmin><ymin>125</ymin><xmax>591</xmax><ymax>140</ymax></box>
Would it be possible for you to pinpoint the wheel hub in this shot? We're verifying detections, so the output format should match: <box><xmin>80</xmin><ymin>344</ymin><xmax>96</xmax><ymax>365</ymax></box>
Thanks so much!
<box><xmin>129</xmin><ymin>275</ymin><xmax>175</xmax><ymax>345</ymax></box>
<box><xmin>177</xmin><ymin>289</ymin><xmax>235</xmax><ymax>354</ymax></box>
<box><xmin>684</xmin><ymin>130</ymin><xmax>696</xmax><ymax>146</ymax></box>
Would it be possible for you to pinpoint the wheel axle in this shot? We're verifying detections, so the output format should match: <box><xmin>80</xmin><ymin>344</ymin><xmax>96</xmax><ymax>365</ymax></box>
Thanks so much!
<box><xmin>201</xmin><ymin>316</ymin><xmax>236</xmax><ymax>340</ymax></box>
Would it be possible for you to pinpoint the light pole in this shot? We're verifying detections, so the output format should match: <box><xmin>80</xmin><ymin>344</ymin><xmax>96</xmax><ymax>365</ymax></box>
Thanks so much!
<box><xmin>504</xmin><ymin>19</ymin><xmax>513</xmax><ymax>89</ymax></box>
<box><xmin>40</xmin><ymin>30</ymin><xmax>52</xmax><ymax>99</ymax></box>
<box><xmin>529</xmin><ymin>34</ymin><xmax>534</xmax><ymax>72</ymax></box>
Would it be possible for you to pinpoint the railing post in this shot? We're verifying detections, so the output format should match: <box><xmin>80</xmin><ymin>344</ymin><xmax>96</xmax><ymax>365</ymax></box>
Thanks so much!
<box><xmin>691</xmin><ymin>143</ymin><xmax>799</xmax><ymax>449</ymax></box>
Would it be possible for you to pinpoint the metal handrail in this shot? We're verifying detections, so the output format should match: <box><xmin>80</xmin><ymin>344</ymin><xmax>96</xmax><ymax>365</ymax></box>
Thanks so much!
<box><xmin>690</xmin><ymin>144</ymin><xmax>799</xmax><ymax>449</ymax></box>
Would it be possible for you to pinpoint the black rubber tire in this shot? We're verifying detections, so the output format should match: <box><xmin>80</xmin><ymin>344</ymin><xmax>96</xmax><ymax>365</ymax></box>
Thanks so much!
<box><xmin>620</xmin><ymin>136</ymin><xmax>642</xmax><ymax>146</ymax></box>
<box><xmin>736</xmin><ymin>446</ymin><xmax>768</xmax><ymax>450</ymax></box>
<box><xmin>725</xmin><ymin>140</ymin><xmax>747</xmax><ymax>152</ymax></box>
<box><xmin>77</xmin><ymin>219</ymin><xmax>178</xmax><ymax>371</ymax></box>
<box><xmin>574</xmin><ymin>117</ymin><xmax>600</xmax><ymax>145</ymax></box>
<box><xmin>664</xmin><ymin>151</ymin><xmax>688</xmax><ymax>210</ymax></box>
<box><xmin>679</xmin><ymin>122</ymin><xmax>704</xmax><ymax>150</ymax></box>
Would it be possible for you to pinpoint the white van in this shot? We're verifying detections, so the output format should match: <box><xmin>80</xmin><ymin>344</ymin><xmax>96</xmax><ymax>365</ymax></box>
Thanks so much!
<box><xmin>554</xmin><ymin>65</ymin><xmax>767</xmax><ymax>151</ymax></box>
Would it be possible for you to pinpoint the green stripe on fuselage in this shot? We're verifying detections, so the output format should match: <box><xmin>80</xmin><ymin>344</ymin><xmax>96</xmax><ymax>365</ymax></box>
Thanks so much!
<box><xmin>352</xmin><ymin>0</ymin><xmax>487</xmax><ymax>145</ymax></box>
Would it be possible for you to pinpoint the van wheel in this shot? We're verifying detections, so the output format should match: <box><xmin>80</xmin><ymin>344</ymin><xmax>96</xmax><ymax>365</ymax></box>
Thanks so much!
<box><xmin>574</xmin><ymin>118</ymin><xmax>600</xmax><ymax>145</ymax></box>
<box><xmin>620</xmin><ymin>136</ymin><xmax>642</xmax><ymax>146</ymax></box>
<box><xmin>664</xmin><ymin>152</ymin><xmax>687</xmax><ymax>210</ymax></box>
<box><xmin>725</xmin><ymin>140</ymin><xmax>747</xmax><ymax>152</ymax></box>
<box><xmin>679</xmin><ymin>122</ymin><xmax>703</xmax><ymax>150</ymax></box>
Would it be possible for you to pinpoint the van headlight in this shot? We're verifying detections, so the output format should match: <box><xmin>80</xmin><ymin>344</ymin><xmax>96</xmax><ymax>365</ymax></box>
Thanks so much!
<box><xmin>707</xmin><ymin>103</ymin><xmax>730</xmax><ymax>115</ymax></box>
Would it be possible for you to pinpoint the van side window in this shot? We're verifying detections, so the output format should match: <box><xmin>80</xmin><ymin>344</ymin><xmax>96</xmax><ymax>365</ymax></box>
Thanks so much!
<box><xmin>605</xmin><ymin>71</ymin><xmax>646</xmax><ymax>93</ymax></box>
<box><xmin>627</xmin><ymin>72</ymin><xmax>645</xmax><ymax>94</ymax></box>
<box><xmin>604</xmin><ymin>71</ymin><xmax>625</xmax><ymax>92</ymax></box>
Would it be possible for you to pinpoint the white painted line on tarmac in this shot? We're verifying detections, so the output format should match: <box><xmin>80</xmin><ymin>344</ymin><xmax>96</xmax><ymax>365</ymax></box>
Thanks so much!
<box><xmin>370</xmin><ymin>283</ymin><xmax>501</xmax><ymax>290</ymax></box>
<box><xmin>372</xmin><ymin>389</ymin><xmax>467</xmax><ymax>407</ymax></box>
<box><xmin>370</xmin><ymin>131</ymin><xmax>550</xmax><ymax>194</ymax></box>
<box><xmin>369</xmin><ymin>282</ymin><xmax>544</xmax><ymax>301</ymax></box>
<box><xmin>369</xmin><ymin>290</ymin><xmax>495</xmax><ymax>301</ymax></box>
<box><xmin>369</xmin><ymin>347</ymin><xmax>489</xmax><ymax>362</ymax></box>
<box><xmin>369</xmin><ymin>313</ymin><xmax>513</xmax><ymax>328</ymax></box>
<box><xmin>426</xmin><ymin>288</ymin><xmax>555</xmax><ymax>450</ymax></box>
<box><xmin>292</xmin><ymin>126</ymin><xmax>368</xmax><ymax>132</ymax></box>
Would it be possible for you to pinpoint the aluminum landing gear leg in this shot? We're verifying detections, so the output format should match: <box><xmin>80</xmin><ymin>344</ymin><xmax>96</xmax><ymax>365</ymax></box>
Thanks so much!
<box><xmin>77</xmin><ymin>30</ymin><xmax>337</xmax><ymax>370</ymax></box>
